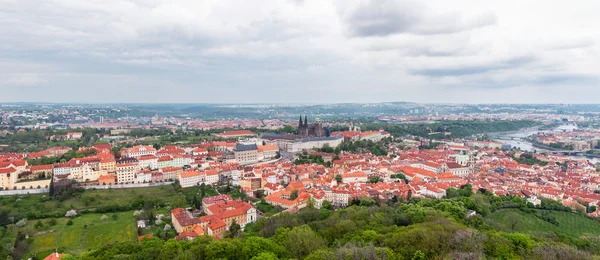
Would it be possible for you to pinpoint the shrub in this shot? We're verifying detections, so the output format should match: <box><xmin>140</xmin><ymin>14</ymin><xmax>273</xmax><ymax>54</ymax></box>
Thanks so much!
<box><xmin>34</xmin><ymin>221</ymin><xmax>44</xmax><ymax>229</ymax></box>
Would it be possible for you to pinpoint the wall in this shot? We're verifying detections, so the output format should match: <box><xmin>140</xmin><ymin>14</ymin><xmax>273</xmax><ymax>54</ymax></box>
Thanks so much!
<box><xmin>13</xmin><ymin>179</ymin><xmax>51</xmax><ymax>190</ymax></box>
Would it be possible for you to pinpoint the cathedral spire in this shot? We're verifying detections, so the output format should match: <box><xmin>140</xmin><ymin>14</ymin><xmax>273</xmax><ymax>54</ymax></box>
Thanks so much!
<box><xmin>304</xmin><ymin>115</ymin><xmax>308</xmax><ymax>127</ymax></box>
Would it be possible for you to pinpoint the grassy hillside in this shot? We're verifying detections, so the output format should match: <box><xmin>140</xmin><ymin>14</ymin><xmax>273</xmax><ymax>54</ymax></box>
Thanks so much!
<box><xmin>485</xmin><ymin>209</ymin><xmax>600</xmax><ymax>238</ymax></box>
<box><xmin>0</xmin><ymin>185</ymin><xmax>192</xmax><ymax>218</ymax></box>
<box><xmin>24</xmin><ymin>211</ymin><xmax>137</xmax><ymax>258</ymax></box>
<box><xmin>1</xmin><ymin>184</ymin><xmax>220</xmax><ymax>259</ymax></box>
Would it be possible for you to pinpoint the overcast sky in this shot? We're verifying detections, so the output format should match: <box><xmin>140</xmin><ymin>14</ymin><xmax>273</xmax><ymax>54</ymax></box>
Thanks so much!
<box><xmin>1</xmin><ymin>0</ymin><xmax>598</xmax><ymax>104</ymax></box>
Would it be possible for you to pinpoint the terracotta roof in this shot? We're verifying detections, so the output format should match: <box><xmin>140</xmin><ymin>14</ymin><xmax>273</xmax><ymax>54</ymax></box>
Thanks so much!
<box><xmin>138</xmin><ymin>233</ymin><xmax>153</xmax><ymax>242</ymax></box>
<box><xmin>0</xmin><ymin>167</ymin><xmax>16</xmax><ymax>174</ymax></box>
<box><xmin>98</xmin><ymin>175</ymin><xmax>116</xmax><ymax>182</ymax></box>
<box><xmin>171</xmin><ymin>208</ymin><xmax>202</xmax><ymax>227</ymax></box>
<box><xmin>44</xmin><ymin>253</ymin><xmax>63</xmax><ymax>260</ymax></box>
<box><xmin>205</xmin><ymin>169</ymin><xmax>219</xmax><ymax>176</ymax></box>
<box><xmin>181</xmin><ymin>171</ymin><xmax>204</xmax><ymax>178</ymax></box>
<box><xmin>206</xmin><ymin>201</ymin><xmax>252</xmax><ymax>220</ymax></box>
<box><xmin>138</xmin><ymin>155</ymin><xmax>157</xmax><ymax>160</ymax></box>
<box><xmin>200</xmin><ymin>215</ymin><xmax>226</xmax><ymax>231</ymax></box>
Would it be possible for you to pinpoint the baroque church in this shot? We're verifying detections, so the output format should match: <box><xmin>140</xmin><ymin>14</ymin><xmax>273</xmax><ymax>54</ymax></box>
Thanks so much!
<box><xmin>298</xmin><ymin>115</ymin><xmax>327</xmax><ymax>137</ymax></box>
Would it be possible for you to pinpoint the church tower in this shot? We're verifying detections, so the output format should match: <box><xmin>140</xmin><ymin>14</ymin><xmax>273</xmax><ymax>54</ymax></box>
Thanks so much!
<box><xmin>298</xmin><ymin>115</ymin><xmax>307</xmax><ymax>137</ymax></box>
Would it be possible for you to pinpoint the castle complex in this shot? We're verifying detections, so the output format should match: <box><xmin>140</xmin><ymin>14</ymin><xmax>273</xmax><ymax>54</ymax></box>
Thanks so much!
<box><xmin>297</xmin><ymin>115</ymin><xmax>326</xmax><ymax>137</ymax></box>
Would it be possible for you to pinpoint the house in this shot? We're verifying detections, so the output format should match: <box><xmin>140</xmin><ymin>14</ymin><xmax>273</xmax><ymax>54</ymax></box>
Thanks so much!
<box><xmin>116</xmin><ymin>163</ymin><xmax>138</xmax><ymax>184</ymax></box>
<box><xmin>137</xmin><ymin>155</ymin><xmax>158</xmax><ymax>170</ymax></box>
<box><xmin>199</xmin><ymin>215</ymin><xmax>226</xmax><ymax>238</ymax></box>
<box><xmin>258</xmin><ymin>144</ymin><xmax>279</xmax><ymax>160</ymax></box>
<box><xmin>43</xmin><ymin>252</ymin><xmax>63</xmax><ymax>260</ymax></box>
<box><xmin>157</xmin><ymin>156</ymin><xmax>173</xmax><ymax>169</ymax></box>
<box><xmin>265</xmin><ymin>190</ymin><xmax>311</xmax><ymax>210</ymax></box>
<box><xmin>26</xmin><ymin>150</ymin><xmax>52</xmax><ymax>159</ymax></box>
<box><xmin>98</xmin><ymin>174</ymin><xmax>116</xmax><ymax>185</ymax></box>
<box><xmin>171</xmin><ymin>208</ymin><xmax>203</xmax><ymax>233</ymax></box>
<box><xmin>135</xmin><ymin>170</ymin><xmax>153</xmax><ymax>183</ymax></box>
<box><xmin>205</xmin><ymin>169</ymin><xmax>219</xmax><ymax>185</ymax></box>
<box><xmin>0</xmin><ymin>167</ymin><xmax>18</xmax><ymax>190</ymax></box>
<box><xmin>341</xmin><ymin>171</ymin><xmax>368</xmax><ymax>183</ymax></box>
<box><xmin>67</xmin><ymin>132</ymin><xmax>83</xmax><ymax>140</ymax></box>
<box><xmin>30</xmin><ymin>165</ymin><xmax>53</xmax><ymax>176</ymax></box>
<box><xmin>53</xmin><ymin>163</ymin><xmax>71</xmax><ymax>176</ymax></box>
<box><xmin>179</xmin><ymin>171</ymin><xmax>205</xmax><ymax>188</ymax></box>
<box><xmin>172</xmin><ymin>200</ymin><xmax>257</xmax><ymax>240</ymax></box>
<box><xmin>137</xmin><ymin>220</ymin><xmax>146</xmax><ymax>228</ymax></box>
<box><xmin>47</xmin><ymin>146</ymin><xmax>73</xmax><ymax>157</ymax></box>
<box><xmin>151</xmin><ymin>172</ymin><xmax>163</xmax><ymax>182</ymax></box>
<box><xmin>444</xmin><ymin>162</ymin><xmax>471</xmax><ymax>177</ymax></box>
<box><xmin>123</xmin><ymin>145</ymin><xmax>157</xmax><ymax>158</ymax></box>
<box><xmin>234</xmin><ymin>144</ymin><xmax>259</xmax><ymax>165</ymax></box>
<box><xmin>204</xmin><ymin>200</ymin><xmax>257</xmax><ymax>229</ymax></box>
<box><xmin>99</xmin><ymin>157</ymin><xmax>116</xmax><ymax>173</ymax></box>
<box><xmin>161</xmin><ymin>167</ymin><xmax>181</xmax><ymax>181</ymax></box>
<box><xmin>172</xmin><ymin>154</ymin><xmax>192</xmax><ymax>168</ymax></box>
<box><xmin>202</xmin><ymin>195</ymin><xmax>234</xmax><ymax>212</ymax></box>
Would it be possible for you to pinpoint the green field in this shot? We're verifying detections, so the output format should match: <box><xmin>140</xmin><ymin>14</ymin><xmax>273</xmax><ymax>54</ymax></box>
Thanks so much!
<box><xmin>24</xmin><ymin>211</ymin><xmax>137</xmax><ymax>258</ymax></box>
<box><xmin>0</xmin><ymin>185</ymin><xmax>190</xmax><ymax>218</ymax></box>
<box><xmin>1</xmin><ymin>184</ymin><xmax>221</xmax><ymax>258</ymax></box>
<box><xmin>485</xmin><ymin>209</ymin><xmax>600</xmax><ymax>238</ymax></box>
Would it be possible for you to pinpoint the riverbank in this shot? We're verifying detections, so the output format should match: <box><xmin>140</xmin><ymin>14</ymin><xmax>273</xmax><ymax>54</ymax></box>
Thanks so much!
<box><xmin>493</xmin><ymin>123</ymin><xmax>600</xmax><ymax>164</ymax></box>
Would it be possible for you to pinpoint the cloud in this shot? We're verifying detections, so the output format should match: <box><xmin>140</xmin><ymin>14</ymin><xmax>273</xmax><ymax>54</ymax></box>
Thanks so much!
<box><xmin>338</xmin><ymin>0</ymin><xmax>497</xmax><ymax>37</ymax></box>
<box><xmin>0</xmin><ymin>0</ymin><xmax>599</xmax><ymax>103</ymax></box>
<box><xmin>412</xmin><ymin>56</ymin><xmax>535</xmax><ymax>77</ymax></box>
<box><xmin>0</xmin><ymin>73</ymin><xmax>47</xmax><ymax>86</ymax></box>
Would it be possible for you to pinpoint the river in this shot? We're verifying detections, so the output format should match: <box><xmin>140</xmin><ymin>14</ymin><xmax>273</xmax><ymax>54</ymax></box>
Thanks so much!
<box><xmin>492</xmin><ymin>124</ymin><xmax>600</xmax><ymax>164</ymax></box>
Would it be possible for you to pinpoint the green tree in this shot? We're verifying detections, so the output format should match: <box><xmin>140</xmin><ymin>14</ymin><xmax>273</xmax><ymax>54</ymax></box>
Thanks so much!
<box><xmin>251</xmin><ymin>252</ymin><xmax>279</xmax><ymax>260</ymax></box>
<box><xmin>458</xmin><ymin>184</ymin><xmax>474</xmax><ymax>197</ymax></box>
<box><xmin>192</xmin><ymin>195</ymin><xmax>202</xmax><ymax>209</ymax></box>
<box><xmin>445</xmin><ymin>188</ymin><xmax>460</xmax><ymax>198</ymax></box>
<box><xmin>227</xmin><ymin>219</ymin><xmax>242</xmax><ymax>238</ymax></box>
<box><xmin>0</xmin><ymin>211</ymin><xmax>10</xmax><ymax>227</ymax></box>
<box><xmin>148</xmin><ymin>210</ymin><xmax>156</xmax><ymax>225</ymax></box>
<box><xmin>322</xmin><ymin>200</ymin><xmax>333</xmax><ymax>210</ymax></box>
<box><xmin>369</xmin><ymin>176</ymin><xmax>381</xmax><ymax>183</ymax></box>
<box><xmin>243</xmin><ymin>237</ymin><xmax>285</xmax><ymax>259</ymax></box>
<box><xmin>285</xmin><ymin>225</ymin><xmax>326</xmax><ymax>259</ymax></box>
<box><xmin>159</xmin><ymin>240</ymin><xmax>183</xmax><ymax>260</ymax></box>
<box><xmin>48</xmin><ymin>178</ymin><xmax>55</xmax><ymax>198</ymax></box>
<box><xmin>412</xmin><ymin>250</ymin><xmax>426</xmax><ymax>260</ymax></box>
<box><xmin>290</xmin><ymin>190</ymin><xmax>299</xmax><ymax>200</ymax></box>
<box><xmin>335</xmin><ymin>174</ymin><xmax>342</xmax><ymax>183</ymax></box>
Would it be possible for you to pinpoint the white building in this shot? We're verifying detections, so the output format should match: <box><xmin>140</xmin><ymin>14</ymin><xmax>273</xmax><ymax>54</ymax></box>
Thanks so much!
<box><xmin>124</xmin><ymin>145</ymin><xmax>157</xmax><ymax>158</ymax></box>
<box><xmin>287</xmin><ymin>136</ymin><xmax>343</xmax><ymax>153</ymax></box>
<box><xmin>179</xmin><ymin>171</ymin><xmax>206</xmax><ymax>188</ymax></box>
<box><xmin>234</xmin><ymin>144</ymin><xmax>259</xmax><ymax>165</ymax></box>
<box><xmin>137</xmin><ymin>155</ymin><xmax>158</xmax><ymax>169</ymax></box>
<box><xmin>116</xmin><ymin>163</ymin><xmax>138</xmax><ymax>184</ymax></box>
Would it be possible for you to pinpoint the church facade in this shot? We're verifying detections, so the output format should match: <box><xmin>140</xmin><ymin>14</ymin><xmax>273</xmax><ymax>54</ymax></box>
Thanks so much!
<box><xmin>298</xmin><ymin>115</ymin><xmax>326</xmax><ymax>137</ymax></box>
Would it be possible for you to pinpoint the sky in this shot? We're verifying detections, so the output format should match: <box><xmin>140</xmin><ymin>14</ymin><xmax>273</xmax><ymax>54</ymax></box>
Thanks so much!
<box><xmin>0</xmin><ymin>0</ymin><xmax>599</xmax><ymax>104</ymax></box>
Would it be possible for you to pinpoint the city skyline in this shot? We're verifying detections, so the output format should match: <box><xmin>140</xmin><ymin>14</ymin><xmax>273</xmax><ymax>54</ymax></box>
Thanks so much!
<box><xmin>1</xmin><ymin>0</ymin><xmax>599</xmax><ymax>103</ymax></box>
